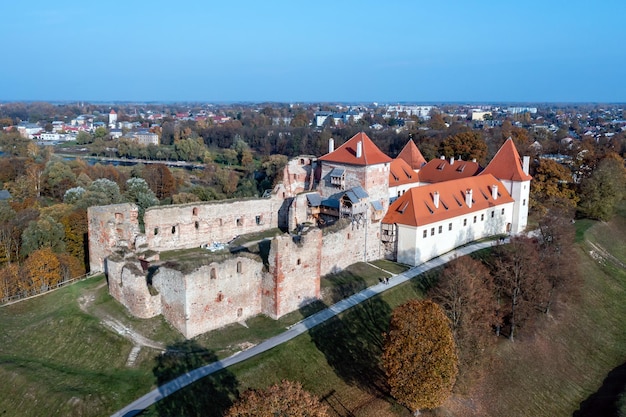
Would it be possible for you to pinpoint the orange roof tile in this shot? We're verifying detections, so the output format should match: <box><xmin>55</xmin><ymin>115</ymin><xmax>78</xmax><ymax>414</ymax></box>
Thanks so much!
<box><xmin>389</xmin><ymin>158</ymin><xmax>420</xmax><ymax>187</ymax></box>
<box><xmin>418</xmin><ymin>157</ymin><xmax>482</xmax><ymax>183</ymax></box>
<box><xmin>319</xmin><ymin>132</ymin><xmax>392</xmax><ymax>166</ymax></box>
<box><xmin>397</xmin><ymin>139</ymin><xmax>426</xmax><ymax>170</ymax></box>
<box><xmin>382</xmin><ymin>174</ymin><xmax>513</xmax><ymax>227</ymax></box>
<box><xmin>480</xmin><ymin>138</ymin><xmax>532</xmax><ymax>181</ymax></box>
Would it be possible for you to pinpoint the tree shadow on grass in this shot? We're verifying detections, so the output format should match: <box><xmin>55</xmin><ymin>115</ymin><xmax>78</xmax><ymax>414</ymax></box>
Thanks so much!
<box><xmin>573</xmin><ymin>361</ymin><xmax>626</xmax><ymax>417</ymax></box>
<box><xmin>145</xmin><ymin>340</ymin><xmax>239</xmax><ymax>417</ymax></box>
<box><xmin>305</xmin><ymin>294</ymin><xmax>393</xmax><ymax>398</ymax></box>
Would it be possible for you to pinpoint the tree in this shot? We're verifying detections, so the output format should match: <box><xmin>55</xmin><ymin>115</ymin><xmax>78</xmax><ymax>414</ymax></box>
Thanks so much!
<box><xmin>382</xmin><ymin>299</ymin><xmax>458</xmax><ymax>413</ymax></box>
<box><xmin>429</xmin><ymin>256</ymin><xmax>499</xmax><ymax>367</ymax></box>
<box><xmin>76</xmin><ymin>131</ymin><xmax>93</xmax><ymax>145</ymax></box>
<box><xmin>21</xmin><ymin>215</ymin><xmax>66</xmax><ymax>257</ymax></box>
<box><xmin>22</xmin><ymin>247</ymin><xmax>62</xmax><ymax>293</ymax></box>
<box><xmin>536</xmin><ymin>204</ymin><xmax>578</xmax><ymax>314</ymax></box>
<box><xmin>42</xmin><ymin>160</ymin><xmax>77</xmax><ymax>200</ymax></box>
<box><xmin>0</xmin><ymin>263</ymin><xmax>20</xmax><ymax>300</ymax></box>
<box><xmin>224</xmin><ymin>380</ymin><xmax>329</xmax><ymax>417</ymax></box>
<box><xmin>530</xmin><ymin>158</ymin><xmax>578</xmax><ymax>213</ymax></box>
<box><xmin>143</xmin><ymin>164</ymin><xmax>176</xmax><ymax>200</ymax></box>
<box><xmin>76</xmin><ymin>178</ymin><xmax>123</xmax><ymax>209</ymax></box>
<box><xmin>577</xmin><ymin>156</ymin><xmax>626</xmax><ymax>221</ymax></box>
<box><xmin>124</xmin><ymin>177</ymin><xmax>159</xmax><ymax>224</ymax></box>
<box><xmin>493</xmin><ymin>237</ymin><xmax>548</xmax><ymax>341</ymax></box>
<box><xmin>439</xmin><ymin>131</ymin><xmax>488</xmax><ymax>164</ymax></box>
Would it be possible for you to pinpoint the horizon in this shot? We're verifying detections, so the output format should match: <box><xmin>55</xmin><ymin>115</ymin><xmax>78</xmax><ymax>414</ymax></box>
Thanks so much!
<box><xmin>2</xmin><ymin>1</ymin><xmax>625</xmax><ymax>103</ymax></box>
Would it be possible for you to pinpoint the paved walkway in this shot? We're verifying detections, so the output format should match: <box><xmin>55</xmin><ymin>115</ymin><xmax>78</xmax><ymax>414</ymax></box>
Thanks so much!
<box><xmin>111</xmin><ymin>239</ymin><xmax>499</xmax><ymax>417</ymax></box>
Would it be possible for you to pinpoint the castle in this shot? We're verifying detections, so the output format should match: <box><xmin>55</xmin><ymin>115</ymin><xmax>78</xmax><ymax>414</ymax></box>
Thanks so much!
<box><xmin>88</xmin><ymin>133</ymin><xmax>530</xmax><ymax>338</ymax></box>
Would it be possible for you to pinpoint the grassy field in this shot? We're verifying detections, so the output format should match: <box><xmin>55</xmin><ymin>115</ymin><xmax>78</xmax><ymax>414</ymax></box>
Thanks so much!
<box><xmin>1</xmin><ymin>205</ymin><xmax>626</xmax><ymax>417</ymax></box>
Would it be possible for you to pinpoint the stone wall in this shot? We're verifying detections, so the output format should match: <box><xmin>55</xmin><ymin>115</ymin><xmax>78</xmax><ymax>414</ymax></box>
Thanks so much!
<box><xmin>265</xmin><ymin>230</ymin><xmax>322</xmax><ymax>318</ymax></box>
<box><xmin>88</xmin><ymin>203</ymin><xmax>140</xmax><ymax>273</ymax></box>
<box><xmin>144</xmin><ymin>195</ymin><xmax>281</xmax><ymax>252</ymax></box>
<box><xmin>106</xmin><ymin>254</ymin><xmax>161</xmax><ymax>319</ymax></box>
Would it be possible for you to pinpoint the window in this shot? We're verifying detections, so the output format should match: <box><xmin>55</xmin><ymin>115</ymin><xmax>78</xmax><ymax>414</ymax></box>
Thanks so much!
<box><xmin>219</xmin><ymin>218</ymin><xmax>223</xmax><ymax>226</ymax></box>
<box><xmin>431</xmin><ymin>228</ymin><xmax>435</xmax><ymax>236</ymax></box>
<box><xmin>347</xmin><ymin>233</ymin><xmax>351</xmax><ymax>240</ymax></box>
<box><xmin>236</xmin><ymin>218</ymin><xmax>243</xmax><ymax>226</ymax></box>
<box><xmin>423</xmin><ymin>230</ymin><xmax>428</xmax><ymax>238</ymax></box>
<box><xmin>255</xmin><ymin>215</ymin><xmax>262</xmax><ymax>225</ymax></box>
<box><xmin>154</xmin><ymin>228</ymin><xmax>159</xmax><ymax>236</ymax></box>
<box><xmin>501</xmin><ymin>208</ymin><xmax>505</xmax><ymax>215</ymax></box>
<box><xmin>523</xmin><ymin>199</ymin><xmax>526</xmax><ymax>206</ymax></box>
<box><xmin>171</xmin><ymin>226</ymin><xmax>176</xmax><ymax>234</ymax></box>
<box><xmin>195</xmin><ymin>221</ymin><xmax>199</xmax><ymax>230</ymax></box>
<box><xmin>463</xmin><ymin>219</ymin><xmax>467</xmax><ymax>226</ymax></box>
<box><xmin>216</xmin><ymin>292</ymin><xmax>224</xmax><ymax>302</ymax></box>
<box><xmin>473</xmin><ymin>216</ymin><xmax>477</xmax><ymax>223</ymax></box>
<box><xmin>192</xmin><ymin>207</ymin><xmax>198</xmax><ymax>216</ymax></box>
<box><xmin>297</xmin><ymin>258</ymin><xmax>301</xmax><ymax>266</ymax></box>
<box><xmin>210</xmin><ymin>268</ymin><xmax>217</xmax><ymax>280</ymax></box>
<box><xmin>115</xmin><ymin>213</ymin><xmax>123</xmax><ymax>222</ymax></box>
<box><xmin>448</xmin><ymin>223</ymin><xmax>452</xmax><ymax>231</ymax></box>
<box><xmin>237</xmin><ymin>261</ymin><xmax>242</xmax><ymax>273</ymax></box>
<box><xmin>237</xmin><ymin>308</ymin><xmax>243</xmax><ymax>318</ymax></box>
<box><xmin>491</xmin><ymin>211</ymin><xmax>495</xmax><ymax>218</ymax></box>
<box><xmin>438</xmin><ymin>225</ymin><xmax>442</xmax><ymax>234</ymax></box>
<box><xmin>481</xmin><ymin>214</ymin><xmax>484</xmax><ymax>221</ymax></box>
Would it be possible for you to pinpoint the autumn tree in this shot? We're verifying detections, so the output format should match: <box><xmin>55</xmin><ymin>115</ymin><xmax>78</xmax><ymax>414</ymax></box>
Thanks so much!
<box><xmin>429</xmin><ymin>256</ymin><xmax>499</xmax><ymax>367</ymax></box>
<box><xmin>22</xmin><ymin>247</ymin><xmax>62</xmax><ymax>293</ymax></box>
<box><xmin>224</xmin><ymin>380</ymin><xmax>329</xmax><ymax>417</ymax></box>
<box><xmin>530</xmin><ymin>158</ymin><xmax>579</xmax><ymax>213</ymax></box>
<box><xmin>382</xmin><ymin>299</ymin><xmax>458</xmax><ymax>413</ymax></box>
<box><xmin>493</xmin><ymin>237</ymin><xmax>548</xmax><ymax>341</ymax></box>
<box><xmin>439</xmin><ymin>131</ymin><xmax>488</xmax><ymax>165</ymax></box>
<box><xmin>577</xmin><ymin>155</ymin><xmax>626</xmax><ymax>221</ymax></box>
<box><xmin>143</xmin><ymin>163</ymin><xmax>176</xmax><ymax>200</ymax></box>
<box><xmin>60</xmin><ymin>209</ymin><xmax>88</xmax><ymax>266</ymax></box>
<box><xmin>0</xmin><ymin>263</ymin><xmax>20</xmax><ymax>300</ymax></box>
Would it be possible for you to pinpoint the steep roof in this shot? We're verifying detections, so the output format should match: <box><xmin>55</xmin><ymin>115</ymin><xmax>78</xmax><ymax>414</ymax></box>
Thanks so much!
<box><xmin>480</xmin><ymin>138</ymin><xmax>532</xmax><ymax>181</ymax></box>
<box><xmin>382</xmin><ymin>174</ymin><xmax>513</xmax><ymax>227</ymax></box>
<box><xmin>418</xmin><ymin>157</ymin><xmax>482</xmax><ymax>183</ymax></box>
<box><xmin>397</xmin><ymin>139</ymin><xmax>426</xmax><ymax>170</ymax></box>
<box><xmin>389</xmin><ymin>158</ymin><xmax>420</xmax><ymax>187</ymax></box>
<box><xmin>318</xmin><ymin>132</ymin><xmax>392</xmax><ymax>166</ymax></box>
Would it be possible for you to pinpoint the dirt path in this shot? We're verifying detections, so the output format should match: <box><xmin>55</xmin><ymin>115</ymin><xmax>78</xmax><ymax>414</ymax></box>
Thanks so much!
<box><xmin>77</xmin><ymin>281</ymin><xmax>165</xmax><ymax>366</ymax></box>
<box><xmin>587</xmin><ymin>240</ymin><xmax>626</xmax><ymax>269</ymax></box>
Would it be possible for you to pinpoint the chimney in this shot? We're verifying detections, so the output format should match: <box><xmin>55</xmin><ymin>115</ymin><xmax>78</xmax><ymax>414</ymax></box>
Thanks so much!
<box><xmin>433</xmin><ymin>191</ymin><xmax>440</xmax><ymax>209</ymax></box>
<box><xmin>328</xmin><ymin>138</ymin><xmax>334</xmax><ymax>153</ymax></box>
<box><xmin>356</xmin><ymin>141</ymin><xmax>362</xmax><ymax>158</ymax></box>
<box><xmin>492</xmin><ymin>184</ymin><xmax>498</xmax><ymax>200</ymax></box>
<box><xmin>522</xmin><ymin>156</ymin><xmax>530</xmax><ymax>176</ymax></box>
<box><xmin>465</xmin><ymin>188</ymin><xmax>473</xmax><ymax>208</ymax></box>
<box><xmin>450</xmin><ymin>156</ymin><xmax>455</xmax><ymax>165</ymax></box>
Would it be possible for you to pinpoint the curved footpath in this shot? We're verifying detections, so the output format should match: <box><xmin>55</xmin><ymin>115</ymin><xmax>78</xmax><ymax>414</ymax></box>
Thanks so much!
<box><xmin>111</xmin><ymin>239</ymin><xmax>499</xmax><ymax>417</ymax></box>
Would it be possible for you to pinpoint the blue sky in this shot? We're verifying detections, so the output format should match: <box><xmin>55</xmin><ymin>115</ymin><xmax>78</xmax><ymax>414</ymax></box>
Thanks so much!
<box><xmin>1</xmin><ymin>0</ymin><xmax>625</xmax><ymax>103</ymax></box>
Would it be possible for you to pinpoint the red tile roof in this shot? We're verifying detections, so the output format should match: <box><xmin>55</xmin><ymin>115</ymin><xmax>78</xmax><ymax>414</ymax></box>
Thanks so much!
<box><xmin>319</xmin><ymin>132</ymin><xmax>392</xmax><ymax>166</ymax></box>
<box><xmin>480</xmin><ymin>138</ymin><xmax>532</xmax><ymax>181</ymax></box>
<box><xmin>389</xmin><ymin>158</ymin><xmax>420</xmax><ymax>187</ymax></box>
<box><xmin>382</xmin><ymin>174</ymin><xmax>513</xmax><ymax>227</ymax></box>
<box><xmin>418</xmin><ymin>157</ymin><xmax>482</xmax><ymax>183</ymax></box>
<box><xmin>397</xmin><ymin>139</ymin><xmax>426</xmax><ymax>170</ymax></box>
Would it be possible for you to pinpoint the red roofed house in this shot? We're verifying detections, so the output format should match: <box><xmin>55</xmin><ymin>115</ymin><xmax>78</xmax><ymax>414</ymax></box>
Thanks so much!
<box><xmin>381</xmin><ymin>138</ymin><xmax>532</xmax><ymax>266</ymax></box>
<box><xmin>318</xmin><ymin>132</ymin><xmax>392</xmax><ymax>212</ymax></box>
<box><xmin>479</xmin><ymin>138</ymin><xmax>532</xmax><ymax>234</ymax></box>
<box><xmin>382</xmin><ymin>174</ymin><xmax>515</xmax><ymax>265</ymax></box>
